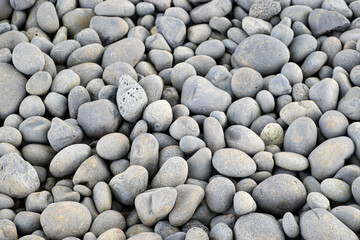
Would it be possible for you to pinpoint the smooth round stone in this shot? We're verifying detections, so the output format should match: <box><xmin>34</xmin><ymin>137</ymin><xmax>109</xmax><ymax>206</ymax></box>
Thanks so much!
<box><xmin>97</xmin><ymin>228</ymin><xmax>126</xmax><ymax>240</ymax></box>
<box><xmin>212</xmin><ymin>148</ymin><xmax>256</xmax><ymax>178</ymax></box>
<box><xmin>338</xmin><ymin>87</ymin><xmax>360</xmax><ymax>121</ymax></box>
<box><xmin>92</xmin><ymin>181</ymin><xmax>112</xmax><ymax>213</ymax></box>
<box><xmin>43</xmin><ymin>92</ymin><xmax>67</xmax><ymax>118</ymax></box>
<box><xmin>268</xmin><ymin>74</ymin><xmax>292</xmax><ymax>96</ymax></box>
<box><xmin>152</xmin><ymin>157</ymin><xmax>188</xmax><ymax>188</ymax></box>
<box><xmin>90</xmin><ymin>210</ymin><xmax>126</xmax><ymax>236</ymax></box>
<box><xmin>242</xmin><ymin>17</ymin><xmax>273</xmax><ymax>35</ymax></box>
<box><xmin>274</xmin><ymin>152</ymin><xmax>309</xmax><ymax>171</ymax></box>
<box><xmin>190</xmin><ymin>0</ymin><xmax>232</xmax><ymax>23</ymax></box>
<box><xmin>62</xmin><ymin>8</ymin><xmax>94</xmax><ymax>37</ymax></box>
<box><xmin>50</xmin><ymin>40</ymin><xmax>81</xmax><ymax>65</ymax></box>
<box><xmin>300</xmin><ymin>208</ymin><xmax>358</xmax><ymax>240</ymax></box>
<box><xmin>225</xmin><ymin>125</ymin><xmax>265</xmax><ymax>156</ymax></box>
<box><xmin>259</xmin><ymin>123</ymin><xmax>284</xmax><ymax>147</ymax></box>
<box><xmin>283</xmin><ymin>117</ymin><xmax>317</xmax><ymax>156</ymax></box>
<box><xmin>0</xmin><ymin>126</ymin><xmax>22</xmax><ymax>148</ymax></box>
<box><xmin>187</xmin><ymin>24</ymin><xmax>211</xmax><ymax>44</ymax></box>
<box><xmin>0</xmin><ymin>142</ymin><xmax>20</xmax><ymax>157</ymax></box>
<box><xmin>233</xmin><ymin>191</ymin><xmax>257</xmax><ymax>216</ymax></box>
<box><xmin>320</xmin><ymin>178</ymin><xmax>351</xmax><ymax>203</ymax></box>
<box><xmin>334</xmin><ymin>165</ymin><xmax>360</xmax><ymax>186</ymax></box>
<box><xmin>51</xmin><ymin>69</ymin><xmax>80</xmax><ymax>94</ymax></box>
<box><xmin>0</xmin><ymin>63</ymin><xmax>27</xmax><ymax>120</ymax></box>
<box><xmin>187</xmin><ymin>148</ymin><xmax>212</xmax><ymax>181</ymax></box>
<box><xmin>143</xmin><ymin>100</ymin><xmax>172</xmax><ymax>132</ymax></box>
<box><xmin>348</xmin><ymin>122</ymin><xmax>360</xmax><ymax>160</ymax></box>
<box><xmin>90</xmin><ymin>16</ymin><xmax>128</xmax><ymax>45</ymax></box>
<box><xmin>227</xmin><ymin>97</ymin><xmax>261</xmax><ymax>127</ymax></box>
<box><xmin>40</xmin><ymin>202</ymin><xmax>92</xmax><ymax>239</ymax></box>
<box><xmin>171</xmin><ymin>62</ymin><xmax>196</xmax><ymax>91</ymax></box>
<box><xmin>36</xmin><ymin>2</ymin><xmax>59</xmax><ymax>34</ymax></box>
<box><xmin>102</xmin><ymin>37</ymin><xmax>145</xmax><ymax>68</ymax></box>
<box><xmin>0</xmin><ymin>193</ymin><xmax>14</xmax><ymax>209</ymax></box>
<box><xmin>0</xmin><ymin>219</ymin><xmax>17</xmax><ymax>240</ymax></box>
<box><xmin>128</xmin><ymin>232</ymin><xmax>162</xmax><ymax>240</ymax></box>
<box><xmin>116</xmin><ymin>75</ymin><xmax>148</xmax><ymax>122</ymax></box>
<box><xmin>66</xmin><ymin>43</ymin><xmax>104</xmax><ymax>67</ymax></box>
<box><xmin>331</xmin><ymin>205</ymin><xmax>360</xmax><ymax>233</ymax></box>
<box><xmin>135</xmin><ymin>187</ymin><xmax>177</xmax><ymax>226</ymax></box>
<box><xmin>103</xmin><ymin>62</ymin><xmax>137</xmax><ymax>86</ymax></box>
<box><xmin>210</xmin><ymin>222</ymin><xmax>233</xmax><ymax>240</ymax></box>
<box><xmin>14</xmin><ymin>211</ymin><xmax>41</xmax><ymax>234</ymax></box>
<box><xmin>301</xmin><ymin>51</ymin><xmax>328</xmax><ymax>79</ymax></box>
<box><xmin>288</xmin><ymin>34</ymin><xmax>317</xmax><ymax>63</ymax></box>
<box><xmin>154</xmin><ymin>221</ymin><xmax>179</xmax><ymax>239</ymax></box>
<box><xmin>26</xmin><ymin>71</ymin><xmax>52</xmax><ymax>96</ymax></box>
<box><xmin>145</xmin><ymin>33</ymin><xmax>171</xmax><ymax>52</ymax></box>
<box><xmin>96</xmin><ymin>133</ymin><xmax>130</xmax><ymax>161</ymax></box>
<box><xmin>280</xmin><ymin>100</ymin><xmax>322</xmax><ymax>125</ymax></box>
<box><xmin>68</xmin><ymin>86</ymin><xmax>90</xmax><ymax>118</ymax></box>
<box><xmin>185</xmin><ymin>55</ymin><xmax>216</xmax><ymax>76</ymax></box>
<box><xmin>109</xmin><ymin>165</ymin><xmax>148</xmax><ymax>205</ymax></box>
<box><xmin>232</xmin><ymin>34</ymin><xmax>290</xmax><ymax>76</ymax></box>
<box><xmin>179</xmin><ymin>136</ymin><xmax>205</xmax><ymax>155</ymax></box>
<box><xmin>309</xmin><ymin>137</ymin><xmax>354</xmax><ymax>181</ymax></box>
<box><xmin>26</xmin><ymin>191</ymin><xmax>54</xmax><ymax>213</ymax></box>
<box><xmin>169</xmin><ymin>116</ymin><xmax>200</xmax><ymax>141</ymax></box>
<box><xmin>94</xmin><ymin>0</ymin><xmax>135</xmax><ymax>17</ymax></box>
<box><xmin>49</xmin><ymin>144</ymin><xmax>91</xmax><ymax>178</ymax></box>
<box><xmin>319</xmin><ymin>110</ymin><xmax>349</xmax><ymax>138</ymax></box>
<box><xmin>334</xmin><ymin>49</ymin><xmax>360</xmax><ymax>73</ymax></box>
<box><xmin>234</xmin><ymin>213</ymin><xmax>285</xmax><ymax>240</ymax></box>
<box><xmin>206</xmin><ymin>177</ymin><xmax>235</xmax><ymax>213</ymax></box>
<box><xmin>21</xmin><ymin>144</ymin><xmax>55</xmax><ymax>167</ymax></box>
<box><xmin>169</xmin><ymin>184</ymin><xmax>205</xmax><ymax>227</ymax></box>
<box><xmin>12</xmin><ymin>42</ymin><xmax>45</xmax><ymax>75</ymax></box>
<box><xmin>185</xmin><ymin>227</ymin><xmax>208</xmax><ymax>240</ymax></box>
<box><xmin>280</xmin><ymin>62</ymin><xmax>303</xmax><ymax>85</ymax></box>
<box><xmin>74</xmin><ymin>28</ymin><xmax>102</xmax><ymax>46</ymax></box>
<box><xmin>231</xmin><ymin>67</ymin><xmax>263</xmax><ymax>98</ymax></box>
<box><xmin>19</xmin><ymin>116</ymin><xmax>51</xmax><ymax>144</ymax></box>
<box><xmin>195</xmin><ymin>40</ymin><xmax>225</xmax><ymax>60</ymax></box>
<box><xmin>138</xmin><ymin>75</ymin><xmax>163</xmax><ymax>104</ymax></box>
<box><xmin>271</xmin><ymin>23</ymin><xmax>294</xmax><ymax>47</ymax></box>
<box><xmin>307</xmin><ymin>192</ymin><xmax>330</xmax><ymax>210</ymax></box>
<box><xmin>282</xmin><ymin>212</ymin><xmax>299</xmax><ymax>238</ymax></box>
<box><xmin>309</xmin><ymin>78</ymin><xmax>339</xmax><ymax>112</ymax></box>
<box><xmin>205</xmin><ymin>65</ymin><xmax>233</xmax><ymax>97</ymax></box>
<box><xmin>77</xmin><ymin>99</ymin><xmax>121</xmax><ymax>139</ymax></box>
<box><xmin>203</xmin><ymin>117</ymin><xmax>225</xmax><ymax>154</ymax></box>
<box><xmin>252</xmin><ymin>174</ymin><xmax>307</xmax><ymax>216</ymax></box>
<box><xmin>252</xmin><ymin>151</ymin><xmax>274</xmax><ymax>172</ymax></box>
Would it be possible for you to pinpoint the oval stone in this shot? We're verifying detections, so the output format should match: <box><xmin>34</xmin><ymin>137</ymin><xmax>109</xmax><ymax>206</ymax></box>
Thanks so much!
<box><xmin>231</xmin><ymin>34</ymin><xmax>290</xmax><ymax>76</ymax></box>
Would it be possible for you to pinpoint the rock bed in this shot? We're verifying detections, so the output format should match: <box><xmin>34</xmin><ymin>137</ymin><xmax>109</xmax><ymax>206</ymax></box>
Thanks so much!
<box><xmin>1</xmin><ymin>0</ymin><xmax>360</xmax><ymax>239</ymax></box>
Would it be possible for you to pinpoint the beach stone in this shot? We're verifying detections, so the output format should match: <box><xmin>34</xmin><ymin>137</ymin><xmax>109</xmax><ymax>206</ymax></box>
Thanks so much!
<box><xmin>252</xmin><ymin>174</ymin><xmax>307</xmax><ymax>216</ymax></box>
<box><xmin>181</xmin><ymin>76</ymin><xmax>232</xmax><ymax>115</ymax></box>
<box><xmin>234</xmin><ymin>213</ymin><xmax>285</xmax><ymax>240</ymax></box>
<box><xmin>144</xmin><ymin>0</ymin><xmax>170</xmax><ymax>12</ymax></box>
<box><xmin>0</xmin><ymin>153</ymin><xmax>39</xmax><ymax>198</ymax></box>
<box><xmin>109</xmin><ymin>165</ymin><xmax>148</xmax><ymax>205</ymax></box>
<box><xmin>331</xmin><ymin>206</ymin><xmax>360</xmax><ymax>233</ymax></box>
<box><xmin>135</xmin><ymin>187</ymin><xmax>177</xmax><ymax>226</ymax></box>
<box><xmin>26</xmin><ymin>71</ymin><xmax>52</xmax><ymax>96</ymax></box>
<box><xmin>333</xmin><ymin>50</ymin><xmax>360</xmax><ymax>73</ymax></box>
<box><xmin>102</xmin><ymin>38</ymin><xmax>145</xmax><ymax>68</ymax></box>
<box><xmin>96</xmin><ymin>133</ymin><xmax>130</xmax><ymax>161</ymax></box>
<box><xmin>283</xmin><ymin>117</ymin><xmax>317</xmax><ymax>156</ymax></box>
<box><xmin>47</xmin><ymin>117</ymin><xmax>82</xmax><ymax>151</ymax></box>
<box><xmin>116</xmin><ymin>75</ymin><xmax>148</xmax><ymax>123</ymax></box>
<box><xmin>187</xmin><ymin>24</ymin><xmax>211</xmax><ymax>45</ymax></box>
<box><xmin>307</xmin><ymin>192</ymin><xmax>330</xmax><ymax>210</ymax></box>
<box><xmin>309</xmin><ymin>137</ymin><xmax>354</xmax><ymax>181</ymax></box>
<box><xmin>51</xmin><ymin>69</ymin><xmax>80</xmax><ymax>94</ymax></box>
<box><xmin>206</xmin><ymin>177</ymin><xmax>235</xmax><ymax>213</ymax></box>
<box><xmin>130</xmin><ymin>133</ymin><xmax>159</xmax><ymax>177</ymax></box>
<box><xmin>25</xmin><ymin>191</ymin><xmax>54</xmax><ymax>213</ymax></box>
<box><xmin>12</xmin><ymin>42</ymin><xmax>45</xmax><ymax>75</ymax></box>
<box><xmin>242</xmin><ymin>17</ymin><xmax>273</xmax><ymax>35</ymax></box>
<box><xmin>72</xmin><ymin>155</ymin><xmax>111</xmax><ymax>189</ymax></box>
<box><xmin>43</xmin><ymin>92</ymin><xmax>68</xmax><ymax>118</ymax></box>
<box><xmin>90</xmin><ymin>210</ymin><xmax>126</xmax><ymax>236</ymax></box>
<box><xmin>0</xmin><ymin>219</ymin><xmax>17</xmax><ymax>240</ymax></box>
<box><xmin>186</xmin><ymin>148</ymin><xmax>212</xmax><ymax>181</ymax></box>
<box><xmin>233</xmin><ymin>191</ymin><xmax>257</xmax><ymax>216</ymax></box>
<box><xmin>62</xmin><ymin>8</ymin><xmax>94</xmax><ymax>37</ymax></box>
<box><xmin>308</xmin><ymin>9</ymin><xmax>350</xmax><ymax>37</ymax></box>
<box><xmin>143</xmin><ymin>100</ymin><xmax>172</xmax><ymax>132</ymax></box>
<box><xmin>338</xmin><ymin>87</ymin><xmax>360</xmax><ymax>121</ymax></box>
<box><xmin>94</xmin><ymin>0</ymin><xmax>135</xmax><ymax>17</ymax></box>
<box><xmin>169</xmin><ymin>116</ymin><xmax>200</xmax><ymax>140</ymax></box>
<box><xmin>195</xmin><ymin>40</ymin><xmax>225</xmax><ymax>60</ymax></box>
<box><xmin>300</xmin><ymin>208</ymin><xmax>358</xmax><ymax>240</ymax></box>
<box><xmin>289</xmin><ymin>34</ymin><xmax>317</xmax><ymax>63</ymax></box>
<box><xmin>90</xmin><ymin>16</ymin><xmax>129</xmax><ymax>45</ymax></box>
<box><xmin>156</xmin><ymin>16</ymin><xmax>186</xmax><ymax>49</ymax></box>
<box><xmin>40</xmin><ymin>201</ymin><xmax>92</xmax><ymax>239</ymax></box>
<box><xmin>309</xmin><ymin>78</ymin><xmax>339</xmax><ymax>112</ymax></box>
<box><xmin>0</xmin><ymin>126</ymin><xmax>22</xmax><ymax>148</ymax></box>
<box><xmin>190</xmin><ymin>0</ymin><xmax>232</xmax><ymax>23</ymax></box>
<box><xmin>68</xmin><ymin>86</ymin><xmax>91</xmax><ymax>118</ymax></box>
<box><xmin>268</xmin><ymin>74</ymin><xmax>291</xmax><ymax>96</ymax></box>
<box><xmin>225</xmin><ymin>125</ymin><xmax>265</xmax><ymax>156</ymax></box>
<box><xmin>319</xmin><ymin>110</ymin><xmax>348</xmax><ymax>139</ymax></box>
<box><xmin>179</xmin><ymin>136</ymin><xmax>205</xmax><ymax>155</ymax></box>
<box><xmin>249</xmin><ymin>0</ymin><xmax>281</xmax><ymax>20</ymax></box>
<box><xmin>274</xmin><ymin>152</ymin><xmax>309</xmax><ymax>171</ymax></box>
<box><xmin>0</xmin><ymin>193</ymin><xmax>14</xmax><ymax>209</ymax></box>
<box><xmin>212</xmin><ymin>148</ymin><xmax>256</xmax><ymax>178</ymax></box>
<box><xmin>152</xmin><ymin>157</ymin><xmax>188</xmax><ymax>188</ymax></box>
<box><xmin>280</xmin><ymin>101</ymin><xmax>322</xmax><ymax>125</ymax></box>
<box><xmin>37</xmin><ymin>2</ymin><xmax>59</xmax><ymax>34</ymax></box>
<box><xmin>97</xmin><ymin>228</ymin><xmax>126</xmax><ymax>240</ymax></box>
<box><xmin>169</xmin><ymin>184</ymin><xmax>204</xmax><ymax>227</ymax></box>
<box><xmin>50</xmin><ymin>40</ymin><xmax>81</xmax><ymax>65</ymax></box>
<box><xmin>210</xmin><ymin>223</ymin><xmax>232</xmax><ymax>240</ymax></box>
<box><xmin>49</xmin><ymin>144</ymin><xmax>91</xmax><ymax>178</ymax></box>
<box><xmin>282</xmin><ymin>212</ymin><xmax>299</xmax><ymax>238</ymax></box>
<box><xmin>321</xmin><ymin>178</ymin><xmax>351</xmax><ymax>203</ymax></box>
<box><xmin>14</xmin><ymin>211</ymin><xmax>41</xmax><ymax>234</ymax></box>
<box><xmin>348</xmin><ymin>122</ymin><xmax>360</xmax><ymax>160</ymax></box>
<box><xmin>203</xmin><ymin>117</ymin><xmax>226</xmax><ymax>154</ymax></box>
<box><xmin>77</xmin><ymin>99</ymin><xmax>121</xmax><ymax>139</ymax></box>
<box><xmin>232</xmin><ymin>34</ymin><xmax>290</xmax><ymax>76</ymax></box>
<box><xmin>231</xmin><ymin>67</ymin><xmax>263</xmax><ymax>98</ymax></box>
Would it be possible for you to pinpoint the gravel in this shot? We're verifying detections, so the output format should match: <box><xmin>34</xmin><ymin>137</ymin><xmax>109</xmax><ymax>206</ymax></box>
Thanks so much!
<box><xmin>2</xmin><ymin>1</ymin><xmax>360</xmax><ymax>239</ymax></box>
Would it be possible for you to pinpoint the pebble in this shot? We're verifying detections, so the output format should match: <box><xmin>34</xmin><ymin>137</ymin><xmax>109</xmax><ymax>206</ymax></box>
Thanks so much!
<box><xmin>36</xmin><ymin>2</ymin><xmax>59</xmax><ymax>34</ymax></box>
<box><xmin>190</xmin><ymin>0</ymin><xmax>232</xmax><ymax>23</ymax></box>
<box><xmin>40</xmin><ymin>202</ymin><xmax>92</xmax><ymax>239</ymax></box>
<box><xmin>252</xmin><ymin>174</ymin><xmax>307</xmax><ymax>216</ymax></box>
<box><xmin>94</xmin><ymin>0</ymin><xmax>135</xmax><ymax>17</ymax></box>
<box><xmin>282</xmin><ymin>212</ymin><xmax>299</xmax><ymax>238</ymax></box>
<box><xmin>205</xmin><ymin>177</ymin><xmax>235</xmax><ymax>213</ymax></box>
<box><xmin>135</xmin><ymin>187</ymin><xmax>177</xmax><ymax>226</ymax></box>
<box><xmin>90</xmin><ymin>210</ymin><xmax>126</xmax><ymax>236</ymax></box>
<box><xmin>233</xmin><ymin>191</ymin><xmax>257</xmax><ymax>216</ymax></box>
<box><xmin>307</xmin><ymin>192</ymin><xmax>330</xmax><ymax>210</ymax></box>
<box><xmin>156</xmin><ymin>16</ymin><xmax>186</xmax><ymax>49</ymax></box>
<box><xmin>308</xmin><ymin>137</ymin><xmax>354</xmax><ymax>181</ymax></box>
<box><xmin>109</xmin><ymin>165</ymin><xmax>148</xmax><ymax>205</ymax></box>
<box><xmin>308</xmin><ymin>9</ymin><xmax>350</xmax><ymax>37</ymax></box>
<box><xmin>96</xmin><ymin>133</ymin><xmax>130</xmax><ymax>160</ymax></box>
<box><xmin>274</xmin><ymin>152</ymin><xmax>309</xmax><ymax>171</ymax></box>
<box><xmin>319</xmin><ymin>110</ymin><xmax>349</xmax><ymax>138</ymax></box>
<box><xmin>0</xmin><ymin>153</ymin><xmax>40</xmax><ymax>198</ymax></box>
<box><xmin>300</xmin><ymin>208</ymin><xmax>358</xmax><ymax>240</ymax></box>
<box><xmin>338</xmin><ymin>87</ymin><xmax>360</xmax><ymax>121</ymax></box>
<box><xmin>320</xmin><ymin>178</ymin><xmax>351</xmax><ymax>203</ymax></box>
<box><xmin>93</xmin><ymin>182</ymin><xmax>112</xmax><ymax>213</ymax></box>
<box><xmin>231</xmin><ymin>67</ymin><xmax>263</xmax><ymax>98</ymax></box>
<box><xmin>250</xmin><ymin>0</ymin><xmax>281</xmax><ymax>20</ymax></box>
<box><xmin>234</xmin><ymin>213</ymin><xmax>285</xmax><ymax>240</ymax></box>
<box><xmin>0</xmin><ymin>219</ymin><xmax>17</xmax><ymax>240</ymax></box>
<box><xmin>210</xmin><ymin>223</ymin><xmax>233</xmax><ymax>240</ymax></box>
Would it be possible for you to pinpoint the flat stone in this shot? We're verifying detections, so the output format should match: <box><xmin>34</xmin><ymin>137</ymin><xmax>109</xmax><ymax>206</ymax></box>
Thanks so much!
<box><xmin>308</xmin><ymin>9</ymin><xmax>350</xmax><ymax>37</ymax></box>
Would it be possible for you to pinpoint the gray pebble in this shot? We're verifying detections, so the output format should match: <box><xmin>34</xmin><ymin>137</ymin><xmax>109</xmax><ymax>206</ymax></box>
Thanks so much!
<box><xmin>187</xmin><ymin>148</ymin><xmax>212</xmax><ymax>181</ymax></box>
<box><xmin>109</xmin><ymin>165</ymin><xmax>148</xmax><ymax>205</ymax></box>
<box><xmin>90</xmin><ymin>16</ymin><xmax>129</xmax><ymax>45</ymax></box>
<box><xmin>44</xmin><ymin>92</ymin><xmax>68</xmax><ymax>118</ymax></box>
<box><xmin>268</xmin><ymin>74</ymin><xmax>292</xmax><ymax>96</ymax></box>
<box><xmin>233</xmin><ymin>191</ymin><xmax>257</xmax><ymax>216</ymax></box>
<box><xmin>169</xmin><ymin>116</ymin><xmax>200</xmax><ymax>140</ymax></box>
<box><xmin>14</xmin><ymin>211</ymin><xmax>41</xmax><ymax>234</ymax></box>
<box><xmin>252</xmin><ymin>174</ymin><xmax>307</xmax><ymax>216</ymax></box>
<box><xmin>185</xmin><ymin>55</ymin><xmax>216</xmax><ymax>76</ymax></box>
<box><xmin>307</xmin><ymin>191</ymin><xmax>330</xmax><ymax>210</ymax></box>
<box><xmin>242</xmin><ymin>17</ymin><xmax>273</xmax><ymax>35</ymax></box>
<box><xmin>19</xmin><ymin>116</ymin><xmax>51</xmax><ymax>144</ymax></box>
<box><xmin>0</xmin><ymin>219</ymin><xmax>17</xmax><ymax>240</ymax></box>
<box><xmin>152</xmin><ymin>157</ymin><xmax>188</xmax><ymax>188</ymax></box>
<box><xmin>338</xmin><ymin>87</ymin><xmax>360</xmax><ymax>121</ymax></box>
<box><xmin>0</xmin><ymin>126</ymin><xmax>22</xmax><ymax>148</ymax></box>
<box><xmin>74</xmin><ymin>28</ymin><xmax>101</xmax><ymax>47</ymax></box>
<box><xmin>281</xmin><ymin>62</ymin><xmax>303</xmax><ymax>85</ymax></box>
<box><xmin>96</xmin><ymin>133</ymin><xmax>130</xmax><ymax>160</ymax></box>
<box><xmin>62</xmin><ymin>8</ymin><xmax>94</xmax><ymax>37</ymax></box>
<box><xmin>156</xmin><ymin>16</ymin><xmax>186</xmax><ymax>49</ymax></box>
<box><xmin>37</xmin><ymin>2</ymin><xmax>59</xmax><ymax>34</ymax></box>
<box><xmin>206</xmin><ymin>177</ymin><xmax>235</xmax><ymax>213</ymax></box>
<box><xmin>274</xmin><ymin>152</ymin><xmax>309</xmax><ymax>171</ymax></box>
<box><xmin>209</xmin><ymin>223</ymin><xmax>232</xmax><ymax>240</ymax></box>
<box><xmin>320</xmin><ymin>178</ymin><xmax>351</xmax><ymax>203</ymax></box>
<box><xmin>94</xmin><ymin>0</ymin><xmax>135</xmax><ymax>17</ymax></box>
<box><xmin>231</xmin><ymin>67</ymin><xmax>263</xmax><ymax>98</ymax></box>
<box><xmin>331</xmin><ymin>205</ymin><xmax>360</xmax><ymax>233</ymax></box>
<box><xmin>26</xmin><ymin>71</ymin><xmax>52</xmax><ymax>96</ymax></box>
<box><xmin>319</xmin><ymin>110</ymin><xmax>348</xmax><ymax>138</ymax></box>
<box><xmin>90</xmin><ymin>210</ymin><xmax>125</xmax><ymax>237</ymax></box>
<box><xmin>47</xmin><ymin>117</ymin><xmax>82</xmax><ymax>151</ymax></box>
<box><xmin>50</xmin><ymin>40</ymin><xmax>81</xmax><ymax>65</ymax></box>
<box><xmin>227</xmin><ymin>97</ymin><xmax>261</xmax><ymax>127</ymax></box>
<box><xmin>308</xmin><ymin>9</ymin><xmax>350</xmax><ymax>37</ymax></box>
<box><xmin>282</xmin><ymin>212</ymin><xmax>299</xmax><ymax>238</ymax></box>
<box><xmin>190</xmin><ymin>0</ymin><xmax>232</xmax><ymax>23</ymax></box>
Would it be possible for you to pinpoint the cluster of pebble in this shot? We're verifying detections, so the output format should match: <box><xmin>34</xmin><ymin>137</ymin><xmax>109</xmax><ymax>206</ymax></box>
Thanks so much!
<box><xmin>2</xmin><ymin>0</ymin><xmax>360</xmax><ymax>239</ymax></box>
